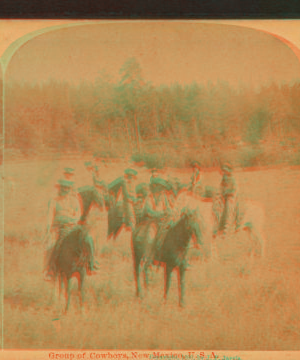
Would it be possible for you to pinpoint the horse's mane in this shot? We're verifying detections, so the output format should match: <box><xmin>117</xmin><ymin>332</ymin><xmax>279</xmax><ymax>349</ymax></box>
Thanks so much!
<box><xmin>173</xmin><ymin>209</ymin><xmax>196</xmax><ymax>230</ymax></box>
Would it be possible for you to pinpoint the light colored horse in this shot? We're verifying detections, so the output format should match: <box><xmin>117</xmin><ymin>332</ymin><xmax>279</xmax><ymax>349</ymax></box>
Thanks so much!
<box><xmin>173</xmin><ymin>189</ymin><xmax>266</xmax><ymax>261</ymax></box>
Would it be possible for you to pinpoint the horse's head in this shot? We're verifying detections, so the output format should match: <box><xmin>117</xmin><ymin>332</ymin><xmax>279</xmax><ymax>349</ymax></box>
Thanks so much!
<box><xmin>181</xmin><ymin>207</ymin><xmax>203</xmax><ymax>247</ymax></box>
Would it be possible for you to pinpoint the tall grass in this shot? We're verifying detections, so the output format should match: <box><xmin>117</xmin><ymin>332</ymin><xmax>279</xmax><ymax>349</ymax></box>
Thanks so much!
<box><xmin>4</xmin><ymin>160</ymin><xmax>300</xmax><ymax>350</ymax></box>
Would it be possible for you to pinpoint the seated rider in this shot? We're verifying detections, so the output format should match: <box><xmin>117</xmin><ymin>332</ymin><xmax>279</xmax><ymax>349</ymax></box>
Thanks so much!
<box><xmin>44</xmin><ymin>178</ymin><xmax>98</xmax><ymax>280</ymax></box>
<box><xmin>143</xmin><ymin>177</ymin><xmax>174</xmax><ymax>266</ymax></box>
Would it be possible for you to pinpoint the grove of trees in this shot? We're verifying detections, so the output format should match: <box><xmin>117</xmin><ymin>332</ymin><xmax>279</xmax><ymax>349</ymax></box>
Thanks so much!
<box><xmin>4</xmin><ymin>58</ymin><xmax>300</xmax><ymax>168</ymax></box>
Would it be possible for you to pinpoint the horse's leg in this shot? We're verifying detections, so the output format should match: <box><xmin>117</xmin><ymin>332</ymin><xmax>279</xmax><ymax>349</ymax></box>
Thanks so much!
<box><xmin>142</xmin><ymin>228</ymin><xmax>155</xmax><ymax>296</ymax></box>
<box><xmin>164</xmin><ymin>265</ymin><xmax>173</xmax><ymax>303</ymax></box>
<box><xmin>65</xmin><ymin>277</ymin><xmax>72</xmax><ymax>314</ymax></box>
<box><xmin>134</xmin><ymin>253</ymin><xmax>142</xmax><ymax>298</ymax></box>
<box><xmin>78</xmin><ymin>269</ymin><xmax>86</xmax><ymax>311</ymax></box>
<box><xmin>178</xmin><ymin>265</ymin><xmax>186</xmax><ymax>308</ymax></box>
<box><xmin>143</xmin><ymin>264</ymin><xmax>150</xmax><ymax>292</ymax></box>
<box><xmin>58</xmin><ymin>273</ymin><xmax>64</xmax><ymax>301</ymax></box>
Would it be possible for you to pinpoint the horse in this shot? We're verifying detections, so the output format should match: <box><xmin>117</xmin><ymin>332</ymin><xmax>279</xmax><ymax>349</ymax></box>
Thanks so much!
<box><xmin>132</xmin><ymin>208</ymin><xmax>203</xmax><ymax>307</ymax></box>
<box><xmin>52</xmin><ymin>225</ymin><xmax>92</xmax><ymax>313</ymax></box>
<box><xmin>174</xmin><ymin>186</ymin><xmax>266</xmax><ymax>262</ymax></box>
<box><xmin>45</xmin><ymin>186</ymin><xmax>107</xmax><ymax>312</ymax></box>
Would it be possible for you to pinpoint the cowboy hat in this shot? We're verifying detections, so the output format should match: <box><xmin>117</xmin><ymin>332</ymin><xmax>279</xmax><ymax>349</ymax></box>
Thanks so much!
<box><xmin>57</xmin><ymin>179</ymin><xmax>74</xmax><ymax>188</ymax></box>
<box><xmin>124</xmin><ymin>168</ymin><xmax>138</xmax><ymax>177</ymax></box>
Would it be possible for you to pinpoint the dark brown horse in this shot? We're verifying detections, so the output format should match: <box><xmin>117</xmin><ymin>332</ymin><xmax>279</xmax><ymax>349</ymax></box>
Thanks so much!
<box><xmin>53</xmin><ymin>225</ymin><xmax>92</xmax><ymax>313</ymax></box>
<box><xmin>132</xmin><ymin>208</ymin><xmax>203</xmax><ymax>307</ymax></box>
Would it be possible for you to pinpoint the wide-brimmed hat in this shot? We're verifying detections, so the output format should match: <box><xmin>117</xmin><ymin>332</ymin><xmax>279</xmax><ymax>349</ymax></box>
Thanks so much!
<box><xmin>221</xmin><ymin>162</ymin><xmax>233</xmax><ymax>173</ymax></box>
<box><xmin>84</xmin><ymin>161</ymin><xmax>93</xmax><ymax>168</ymax></box>
<box><xmin>57</xmin><ymin>179</ymin><xmax>74</xmax><ymax>188</ymax></box>
<box><xmin>64</xmin><ymin>167</ymin><xmax>75</xmax><ymax>175</ymax></box>
<box><xmin>124</xmin><ymin>168</ymin><xmax>138</xmax><ymax>178</ymax></box>
<box><xmin>94</xmin><ymin>179</ymin><xmax>107</xmax><ymax>189</ymax></box>
<box><xmin>150</xmin><ymin>177</ymin><xmax>171</xmax><ymax>191</ymax></box>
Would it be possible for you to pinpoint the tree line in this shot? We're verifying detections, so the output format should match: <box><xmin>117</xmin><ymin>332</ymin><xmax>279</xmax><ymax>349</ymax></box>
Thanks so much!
<box><xmin>4</xmin><ymin>58</ymin><xmax>300</xmax><ymax>167</ymax></box>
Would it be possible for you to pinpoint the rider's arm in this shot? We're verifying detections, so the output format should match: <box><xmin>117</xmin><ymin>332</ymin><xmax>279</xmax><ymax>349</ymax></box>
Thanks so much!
<box><xmin>144</xmin><ymin>197</ymin><xmax>164</xmax><ymax>219</ymax></box>
<box><xmin>46</xmin><ymin>198</ymin><xmax>56</xmax><ymax>232</ymax></box>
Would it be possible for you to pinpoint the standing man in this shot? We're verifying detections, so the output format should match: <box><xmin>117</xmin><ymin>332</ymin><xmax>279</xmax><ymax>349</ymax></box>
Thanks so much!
<box><xmin>190</xmin><ymin>160</ymin><xmax>204</xmax><ymax>197</ymax></box>
<box><xmin>217</xmin><ymin>162</ymin><xmax>239</xmax><ymax>237</ymax></box>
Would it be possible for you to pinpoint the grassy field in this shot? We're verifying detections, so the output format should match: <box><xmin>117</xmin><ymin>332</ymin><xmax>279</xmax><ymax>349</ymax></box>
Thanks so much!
<box><xmin>3</xmin><ymin>158</ymin><xmax>300</xmax><ymax>350</ymax></box>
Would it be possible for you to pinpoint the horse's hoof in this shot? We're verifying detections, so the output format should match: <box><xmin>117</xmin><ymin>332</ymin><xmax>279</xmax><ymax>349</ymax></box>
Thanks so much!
<box><xmin>179</xmin><ymin>301</ymin><xmax>186</xmax><ymax>309</ymax></box>
<box><xmin>136</xmin><ymin>291</ymin><xmax>144</xmax><ymax>299</ymax></box>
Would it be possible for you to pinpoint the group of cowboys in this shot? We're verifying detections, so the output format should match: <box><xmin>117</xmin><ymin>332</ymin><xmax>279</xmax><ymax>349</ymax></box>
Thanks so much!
<box><xmin>43</xmin><ymin>160</ymin><xmax>238</xmax><ymax>281</ymax></box>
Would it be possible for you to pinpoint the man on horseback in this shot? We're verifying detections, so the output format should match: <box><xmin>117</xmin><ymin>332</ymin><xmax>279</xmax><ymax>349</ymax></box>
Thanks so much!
<box><xmin>213</xmin><ymin>162</ymin><xmax>239</xmax><ymax>237</ymax></box>
<box><xmin>44</xmin><ymin>178</ymin><xmax>98</xmax><ymax>281</ymax></box>
<box><xmin>143</xmin><ymin>177</ymin><xmax>174</xmax><ymax>266</ymax></box>
<box><xmin>44</xmin><ymin>178</ymin><xmax>81</xmax><ymax>280</ymax></box>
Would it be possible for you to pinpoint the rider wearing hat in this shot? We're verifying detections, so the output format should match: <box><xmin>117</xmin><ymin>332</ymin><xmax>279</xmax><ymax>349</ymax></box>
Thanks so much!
<box><xmin>44</xmin><ymin>178</ymin><xmax>82</xmax><ymax>280</ymax></box>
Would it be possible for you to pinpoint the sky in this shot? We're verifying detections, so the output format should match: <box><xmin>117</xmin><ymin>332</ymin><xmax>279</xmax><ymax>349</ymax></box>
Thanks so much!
<box><xmin>1</xmin><ymin>20</ymin><xmax>300</xmax><ymax>89</ymax></box>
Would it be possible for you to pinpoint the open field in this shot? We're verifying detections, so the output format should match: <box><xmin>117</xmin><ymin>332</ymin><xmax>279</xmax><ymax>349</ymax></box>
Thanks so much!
<box><xmin>3</xmin><ymin>158</ymin><xmax>300</xmax><ymax>350</ymax></box>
